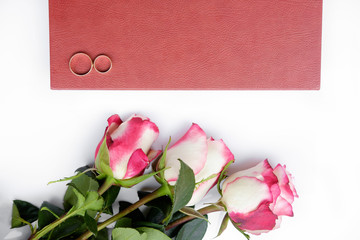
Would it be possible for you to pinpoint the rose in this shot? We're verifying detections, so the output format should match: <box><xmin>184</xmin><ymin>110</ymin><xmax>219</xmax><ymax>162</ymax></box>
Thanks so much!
<box><xmin>95</xmin><ymin>114</ymin><xmax>160</xmax><ymax>179</ymax></box>
<box><xmin>221</xmin><ymin>159</ymin><xmax>298</xmax><ymax>235</ymax></box>
<box><xmin>161</xmin><ymin>123</ymin><xmax>234</xmax><ymax>206</ymax></box>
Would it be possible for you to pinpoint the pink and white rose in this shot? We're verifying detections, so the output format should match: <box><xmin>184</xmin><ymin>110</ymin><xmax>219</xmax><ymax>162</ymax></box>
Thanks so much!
<box><xmin>95</xmin><ymin>114</ymin><xmax>160</xmax><ymax>179</ymax></box>
<box><xmin>221</xmin><ymin>159</ymin><xmax>298</xmax><ymax>235</ymax></box>
<box><xmin>162</xmin><ymin>123</ymin><xmax>234</xmax><ymax>206</ymax></box>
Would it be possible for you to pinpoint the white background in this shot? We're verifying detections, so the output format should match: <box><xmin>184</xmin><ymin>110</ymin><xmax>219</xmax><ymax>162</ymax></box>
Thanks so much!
<box><xmin>0</xmin><ymin>0</ymin><xmax>359</xmax><ymax>239</ymax></box>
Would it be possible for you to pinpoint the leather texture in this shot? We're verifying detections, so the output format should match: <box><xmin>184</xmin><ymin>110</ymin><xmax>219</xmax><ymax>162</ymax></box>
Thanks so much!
<box><xmin>49</xmin><ymin>0</ymin><xmax>322</xmax><ymax>90</ymax></box>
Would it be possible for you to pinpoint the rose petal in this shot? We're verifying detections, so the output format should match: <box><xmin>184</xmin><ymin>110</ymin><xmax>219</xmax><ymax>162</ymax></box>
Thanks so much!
<box><xmin>261</xmin><ymin>160</ymin><xmax>279</xmax><ymax>188</ymax></box>
<box><xmin>194</xmin><ymin>139</ymin><xmax>234</xmax><ymax>183</ymax></box>
<box><xmin>111</xmin><ymin>115</ymin><xmax>159</xmax><ymax>154</ymax></box>
<box><xmin>222</xmin><ymin>177</ymin><xmax>273</xmax><ymax>214</ymax></box>
<box><xmin>186</xmin><ymin>174</ymin><xmax>219</xmax><ymax>206</ymax></box>
<box><xmin>222</xmin><ymin>160</ymin><xmax>277</xmax><ymax>192</ymax></box>
<box><xmin>107</xmin><ymin>114</ymin><xmax>122</xmax><ymax>130</ymax></box>
<box><xmin>245</xmin><ymin>229</ymin><xmax>270</xmax><ymax>235</ymax></box>
<box><xmin>95</xmin><ymin>114</ymin><xmax>122</xmax><ymax>157</ymax></box>
<box><xmin>273</xmin><ymin>165</ymin><xmax>296</xmax><ymax>204</ymax></box>
<box><xmin>269</xmin><ymin>183</ymin><xmax>281</xmax><ymax>211</ymax></box>
<box><xmin>164</xmin><ymin>124</ymin><xmax>207</xmax><ymax>183</ymax></box>
<box><xmin>272</xmin><ymin>196</ymin><xmax>294</xmax><ymax>217</ymax></box>
<box><xmin>123</xmin><ymin>148</ymin><xmax>150</xmax><ymax>179</ymax></box>
<box><xmin>245</xmin><ymin>217</ymin><xmax>282</xmax><ymax>235</ymax></box>
<box><xmin>284</xmin><ymin>166</ymin><xmax>299</xmax><ymax>198</ymax></box>
<box><xmin>147</xmin><ymin>149</ymin><xmax>162</xmax><ymax>162</ymax></box>
<box><xmin>184</xmin><ymin>139</ymin><xmax>234</xmax><ymax>205</ymax></box>
<box><xmin>229</xmin><ymin>203</ymin><xmax>278</xmax><ymax>231</ymax></box>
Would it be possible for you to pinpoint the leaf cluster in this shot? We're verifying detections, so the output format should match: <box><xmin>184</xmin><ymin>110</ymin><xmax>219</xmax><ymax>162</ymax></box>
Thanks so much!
<box><xmin>11</xmin><ymin>160</ymin><xmax>211</xmax><ymax>240</ymax></box>
<box><xmin>12</xmin><ymin>166</ymin><xmax>119</xmax><ymax>239</ymax></box>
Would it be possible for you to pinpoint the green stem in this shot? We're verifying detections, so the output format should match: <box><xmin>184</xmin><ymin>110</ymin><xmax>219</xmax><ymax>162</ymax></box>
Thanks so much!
<box><xmin>76</xmin><ymin>185</ymin><xmax>170</xmax><ymax>239</ymax></box>
<box><xmin>28</xmin><ymin>213</ymin><xmax>72</xmax><ymax>240</ymax></box>
<box><xmin>165</xmin><ymin>204</ymin><xmax>223</xmax><ymax>231</ymax></box>
<box><xmin>98</xmin><ymin>177</ymin><xmax>115</xmax><ymax>195</ymax></box>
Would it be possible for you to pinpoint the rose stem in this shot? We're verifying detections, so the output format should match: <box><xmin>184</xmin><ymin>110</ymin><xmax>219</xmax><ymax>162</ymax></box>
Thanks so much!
<box><xmin>28</xmin><ymin>212</ymin><xmax>73</xmax><ymax>240</ymax></box>
<box><xmin>165</xmin><ymin>204</ymin><xmax>223</xmax><ymax>231</ymax></box>
<box><xmin>98</xmin><ymin>177</ymin><xmax>115</xmax><ymax>195</ymax></box>
<box><xmin>76</xmin><ymin>185</ymin><xmax>169</xmax><ymax>239</ymax></box>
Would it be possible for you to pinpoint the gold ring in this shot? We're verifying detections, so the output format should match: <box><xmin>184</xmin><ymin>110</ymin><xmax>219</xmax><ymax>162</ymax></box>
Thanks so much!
<box><xmin>94</xmin><ymin>55</ymin><xmax>112</xmax><ymax>74</ymax></box>
<box><xmin>69</xmin><ymin>52</ymin><xmax>93</xmax><ymax>76</ymax></box>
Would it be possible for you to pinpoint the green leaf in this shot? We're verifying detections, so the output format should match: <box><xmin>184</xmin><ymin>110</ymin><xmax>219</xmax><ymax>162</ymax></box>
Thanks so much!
<box><xmin>138</xmin><ymin>191</ymin><xmax>172</xmax><ymax>220</ymax></box>
<box><xmin>208</xmin><ymin>202</ymin><xmax>226</xmax><ymax>212</ymax></box>
<box><xmin>145</xmin><ymin>207</ymin><xmax>166</xmax><ymax>224</ymax></box>
<box><xmin>63</xmin><ymin>173</ymin><xmax>99</xmax><ymax>210</ymax></box>
<box><xmin>69</xmin><ymin>187</ymin><xmax>85</xmax><ymax>214</ymax></box>
<box><xmin>217</xmin><ymin>160</ymin><xmax>234</xmax><ymax>196</ymax></box>
<box><xmin>11</xmin><ymin>200</ymin><xmax>39</xmax><ymax>228</ymax></box>
<box><xmin>179</xmin><ymin>207</ymin><xmax>208</xmax><ymax>222</ymax></box>
<box><xmin>39</xmin><ymin>207</ymin><xmax>60</xmax><ymax>219</ymax></box>
<box><xmin>38</xmin><ymin>202</ymin><xmax>65</xmax><ymax>229</ymax></box>
<box><xmin>115</xmin><ymin>217</ymin><xmax>133</xmax><ymax>228</ymax></box>
<box><xmin>50</xmin><ymin>216</ymin><xmax>85</xmax><ymax>239</ymax></box>
<box><xmin>83</xmin><ymin>191</ymin><xmax>105</xmax><ymax>213</ymax></box>
<box><xmin>164</xmin><ymin>160</ymin><xmax>195</xmax><ymax>224</ymax></box>
<box><xmin>85</xmin><ymin>211</ymin><xmax>98</xmax><ymax>236</ymax></box>
<box><xmin>137</xmin><ymin>227</ymin><xmax>171</xmax><ymax>240</ymax></box>
<box><xmin>230</xmin><ymin>219</ymin><xmax>250</xmax><ymax>240</ymax></box>
<box><xmin>47</xmin><ymin>168</ymin><xmax>97</xmax><ymax>185</ymax></box>
<box><xmin>119</xmin><ymin>201</ymin><xmax>145</xmax><ymax>222</ymax></box>
<box><xmin>164</xmin><ymin>211</ymin><xmax>187</xmax><ymax>238</ymax></box>
<box><xmin>89</xmin><ymin>228</ymin><xmax>109</xmax><ymax>240</ymax></box>
<box><xmin>90</xmin><ymin>228</ymin><xmax>109</xmax><ymax>240</ymax></box>
<box><xmin>11</xmin><ymin>204</ymin><xmax>24</xmax><ymax>229</ymax></box>
<box><xmin>176</xmin><ymin>217</ymin><xmax>208</xmax><ymax>240</ymax></box>
<box><xmin>112</xmin><ymin>228</ymin><xmax>147</xmax><ymax>240</ymax></box>
<box><xmin>102</xmin><ymin>185</ymin><xmax>121</xmax><ymax>215</ymax></box>
<box><xmin>68</xmin><ymin>190</ymin><xmax>104</xmax><ymax>217</ymax></box>
<box><xmin>172</xmin><ymin>160</ymin><xmax>195</xmax><ymax>213</ymax></box>
<box><xmin>217</xmin><ymin>213</ymin><xmax>230</xmax><ymax>237</ymax></box>
<box><xmin>114</xmin><ymin>168</ymin><xmax>167</xmax><ymax>188</ymax></box>
<box><xmin>133</xmin><ymin>221</ymin><xmax>165</xmax><ymax>232</ymax></box>
<box><xmin>95</xmin><ymin>136</ymin><xmax>113</xmax><ymax>177</ymax></box>
<box><xmin>157</xmin><ymin>138</ymin><xmax>171</xmax><ymax>180</ymax></box>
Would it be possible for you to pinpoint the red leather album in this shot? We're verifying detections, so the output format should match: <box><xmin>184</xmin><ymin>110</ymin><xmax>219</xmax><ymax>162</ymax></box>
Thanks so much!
<box><xmin>49</xmin><ymin>0</ymin><xmax>322</xmax><ymax>90</ymax></box>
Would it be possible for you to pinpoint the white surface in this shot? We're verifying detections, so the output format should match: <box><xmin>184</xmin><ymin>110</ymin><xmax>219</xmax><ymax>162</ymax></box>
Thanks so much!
<box><xmin>1</xmin><ymin>0</ymin><xmax>360</xmax><ymax>239</ymax></box>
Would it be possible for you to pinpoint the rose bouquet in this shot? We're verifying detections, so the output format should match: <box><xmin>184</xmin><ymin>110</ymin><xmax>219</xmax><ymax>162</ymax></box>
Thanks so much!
<box><xmin>11</xmin><ymin>114</ymin><xmax>298</xmax><ymax>240</ymax></box>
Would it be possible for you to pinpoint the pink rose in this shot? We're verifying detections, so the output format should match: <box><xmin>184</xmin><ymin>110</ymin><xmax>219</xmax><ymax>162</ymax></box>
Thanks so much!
<box><xmin>95</xmin><ymin>114</ymin><xmax>160</xmax><ymax>179</ymax></box>
<box><xmin>221</xmin><ymin>159</ymin><xmax>298</xmax><ymax>235</ymax></box>
<box><xmin>162</xmin><ymin>123</ymin><xmax>234</xmax><ymax>206</ymax></box>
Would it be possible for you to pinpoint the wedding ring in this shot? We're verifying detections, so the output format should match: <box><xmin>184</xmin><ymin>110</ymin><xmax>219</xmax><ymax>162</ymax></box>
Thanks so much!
<box><xmin>94</xmin><ymin>55</ymin><xmax>112</xmax><ymax>74</ymax></box>
<box><xmin>69</xmin><ymin>52</ymin><xmax>93</xmax><ymax>76</ymax></box>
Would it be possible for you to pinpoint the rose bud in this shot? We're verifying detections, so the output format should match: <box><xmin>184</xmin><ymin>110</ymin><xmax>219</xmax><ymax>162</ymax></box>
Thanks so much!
<box><xmin>162</xmin><ymin>123</ymin><xmax>234</xmax><ymax>206</ymax></box>
<box><xmin>221</xmin><ymin>160</ymin><xmax>298</xmax><ymax>235</ymax></box>
<box><xmin>95</xmin><ymin>114</ymin><xmax>160</xmax><ymax>179</ymax></box>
